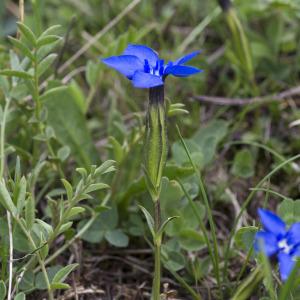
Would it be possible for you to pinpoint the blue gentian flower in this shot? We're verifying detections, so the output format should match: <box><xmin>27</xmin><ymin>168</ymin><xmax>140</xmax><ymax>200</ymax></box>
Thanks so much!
<box><xmin>255</xmin><ymin>208</ymin><xmax>300</xmax><ymax>281</ymax></box>
<box><xmin>102</xmin><ymin>44</ymin><xmax>202</xmax><ymax>88</ymax></box>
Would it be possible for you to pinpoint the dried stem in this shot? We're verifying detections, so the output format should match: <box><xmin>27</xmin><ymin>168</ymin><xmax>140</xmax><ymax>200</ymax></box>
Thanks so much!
<box><xmin>194</xmin><ymin>86</ymin><xmax>300</xmax><ymax>106</ymax></box>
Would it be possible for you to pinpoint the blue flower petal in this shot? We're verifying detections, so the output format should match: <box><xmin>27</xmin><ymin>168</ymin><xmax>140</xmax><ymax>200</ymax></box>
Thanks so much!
<box><xmin>292</xmin><ymin>245</ymin><xmax>300</xmax><ymax>257</ymax></box>
<box><xmin>258</xmin><ymin>209</ymin><xmax>286</xmax><ymax>237</ymax></box>
<box><xmin>174</xmin><ymin>50</ymin><xmax>201</xmax><ymax>65</ymax></box>
<box><xmin>164</xmin><ymin>65</ymin><xmax>202</xmax><ymax>77</ymax></box>
<box><xmin>123</xmin><ymin>44</ymin><xmax>159</xmax><ymax>66</ymax></box>
<box><xmin>255</xmin><ymin>231</ymin><xmax>278</xmax><ymax>256</ymax></box>
<box><xmin>287</xmin><ymin>223</ymin><xmax>300</xmax><ymax>245</ymax></box>
<box><xmin>278</xmin><ymin>252</ymin><xmax>296</xmax><ymax>281</ymax></box>
<box><xmin>102</xmin><ymin>55</ymin><xmax>143</xmax><ymax>79</ymax></box>
<box><xmin>132</xmin><ymin>71</ymin><xmax>164</xmax><ymax>88</ymax></box>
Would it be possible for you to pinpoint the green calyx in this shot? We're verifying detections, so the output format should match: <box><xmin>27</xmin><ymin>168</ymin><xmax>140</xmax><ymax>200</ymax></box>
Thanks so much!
<box><xmin>144</xmin><ymin>86</ymin><xmax>168</xmax><ymax>202</ymax></box>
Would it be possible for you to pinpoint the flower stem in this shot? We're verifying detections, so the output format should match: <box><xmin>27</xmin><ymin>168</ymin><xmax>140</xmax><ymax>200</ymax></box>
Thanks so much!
<box><xmin>153</xmin><ymin>200</ymin><xmax>161</xmax><ymax>300</ymax></box>
<box><xmin>144</xmin><ymin>85</ymin><xmax>166</xmax><ymax>300</ymax></box>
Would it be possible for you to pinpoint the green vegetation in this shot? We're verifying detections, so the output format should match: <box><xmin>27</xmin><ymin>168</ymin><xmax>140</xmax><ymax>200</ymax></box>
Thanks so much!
<box><xmin>1</xmin><ymin>0</ymin><xmax>300</xmax><ymax>299</ymax></box>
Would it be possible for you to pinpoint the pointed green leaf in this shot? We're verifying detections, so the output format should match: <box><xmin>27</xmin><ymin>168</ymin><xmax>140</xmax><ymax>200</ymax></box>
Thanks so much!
<box><xmin>39</xmin><ymin>242</ymin><xmax>49</xmax><ymax>261</ymax></box>
<box><xmin>36</xmin><ymin>35</ymin><xmax>61</xmax><ymax>48</ymax></box>
<box><xmin>138</xmin><ymin>205</ymin><xmax>155</xmax><ymax>238</ymax></box>
<box><xmin>17</xmin><ymin>22</ymin><xmax>37</xmax><ymax>46</ymax></box>
<box><xmin>108</xmin><ymin>136</ymin><xmax>124</xmax><ymax>163</ymax></box>
<box><xmin>16</xmin><ymin>176</ymin><xmax>27</xmax><ymax>213</ymax></box>
<box><xmin>0</xmin><ymin>181</ymin><xmax>17</xmax><ymax>216</ymax></box>
<box><xmin>52</xmin><ymin>263</ymin><xmax>78</xmax><ymax>284</ymax></box>
<box><xmin>156</xmin><ymin>216</ymin><xmax>179</xmax><ymax>239</ymax></box>
<box><xmin>57</xmin><ymin>222</ymin><xmax>73</xmax><ymax>235</ymax></box>
<box><xmin>0</xmin><ymin>70</ymin><xmax>33</xmax><ymax>80</ymax></box>
<box><xmin>25</xmin><ymin>195</ymin><xmax>35</xmax><ymax>230</ymax></box>
<box><xmin>40</xmin><ymin>25</ymin><xmax>62</xmax><ymax>37</ymax></box>
<box><xmin>50</xmin><ymin>282</ymin><xmax>70</xmax><ymax>290</ymax></box>
<box><xmin>95</xmin><ymin>160</ymin><xmax>116</xmax><ymax>175</ymax></box>
<box><xmin>37</xmin><ymin>54</ymin><xmax>57</xmax><ymax>77</ymax></box>
<box><xmin>0</xmin><ymin>280</ymin><xmax>6</xmax><ymax>300</ymax></box>
<box><xmin>36</xmin><ymin>219</ymin><xmax>53</xmax><ymax>236</ymax></box>
<box><xmin>85</xmin><ymin>183</ymin><xmax>110</xmax><ymax>193</ymax></box>
<box><xmin>61</xmin><ymin>179</ymin><xmax>73</xmax><ymax>201</ymax></box>
<box><xmin>66</xmin><ymin>207</ymin><xmax>85</xmax><ymax>219</ymax></box>
<box><xmin>8</xmin><ymin>37</ymin><xmax>35</xmax><ymax>61</ymax></box>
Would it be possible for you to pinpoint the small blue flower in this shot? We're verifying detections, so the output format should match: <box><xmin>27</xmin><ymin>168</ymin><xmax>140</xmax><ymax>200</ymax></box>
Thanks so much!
<box><xmin>255</xmin><ymin>208</ymin><xmax>300</xmax><ymax>281</ymax></box>
<box><xmin>101</xmin><ymin>44</ymin><xmax>202</xmax><ymax>88</ymax></box>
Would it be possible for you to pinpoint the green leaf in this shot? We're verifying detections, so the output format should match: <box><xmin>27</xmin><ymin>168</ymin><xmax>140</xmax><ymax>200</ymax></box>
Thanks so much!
<box><xmin>25</xmin><ymin>195</ymin><xmax>35</xmax><ymax>230</ymax></box>
<box><xmin>0</xmin><ymin>218</ymin><xmax>32</xmax><ymax>252</ymax></box>
<box><xmin>69</xmin><ymin>80</ymin><xmax>86</xmax><ymax>114</ymax></box>
<box><xmin>40</xmin><ymin>25</ymin><xmax>62</xmax><ymax>37</ymax></box>
<box><xmin>235</xmin><ymin>226</ymin><xmax>258</xmax><ymax>251</ymax></box>
<box><xmin>57</xmin><ymin>222</ymin><xmax>73</xmax><ymax>235</ymax></box>
<box><xmin>35</xmin><ymin>219</ymin><xmax>53</xmax><ymax>237</ymax></box>
<box><xmin>8</xmin><ymin>37</ymin><xmax>35</xmax><ymax>61</ymax></box>
<box><xmin>178</xmin><ymin>229</ymin><xmax>206</xmax><ymax>251</ymax></box>
<box><xmin>105</xmin><ymin>229</ymin><xmax>129</xmax><ymax>247</ymax></box>
<box><xmin>231</xmin><ymin>149</ymin><xmax>255</xmax><ymax>178</ymax></box>
<box><xmin>0</xmin><ymin>70</ymin><xmax>32</xmax><ymax>80</ymax></box>
<box><xmin>66</xmin><ymin>207</ymin><xmax>85</xmax><ymax>219</ymax></box>
<box><xmin>138</xmin><ymin>205</ymin><xmax>155</xmax><ymax>238</ymax></box>
<box><xmin>18</xmin><ymin>270</ymin><xmax>35</xmax><ymax>291</ymax></box>
<box><xmin>163</xmin><ymin>248</ymin><xmax>185</xmax><ymax>272</ymax></box>
<box><xmin>85</xmin><ymin>183</ymin><xmax>110</xmax><ymax>193</ymax></box>
<box><xmin>0</xmin><ymin>281</ymin><xmax>6</xmax><ymax>300</ymax></box>
<box><xmin>157</xmin><ymin>216</ymin><xmax>179</xmax><ymax>239</ymax></box>
<box><xmin>42</xmin><ymin>87</ymin><xmax>100</xmax><ymax>168</ymax></box>
<box><xmin>50</xmin><ymin>282</ymin><xmax>70</xmax><ymax>290</ymax></box>
<box><xmin>37</xmin><ymin>54</ymin><xmax>57</xmax><ymax>77</ymax></box>
<box><xmin>0</xmin><ymin>76</ymin><xmax>9</xmax><ymax>96</ymax></box>
<box><xmin>17</xmin><ymin>22</ymin><xmax>37</xmax><ymax>46</ymax></box>
<box><xmin>14</xmin><ymin>292</ymin><xmax>26</xmax><ymax>300</ymax></box>
<box><xmin>16</xmin><ymin>176</ymin><xmax>27</xmax><ymax>214</ymax></box>
<box><xmin>52</xmin><ymin>263</ymin><xmax>78</xmax><ymax>284</ymax></box>
<box><xmin>277</xmin><ymin>199</ymin><xmax>300</xmax><ymax>225</ymax></box>
<box><xmin>36</xmin><ymin>35</ymin><xmax>61</xmax><ymax>48</ymax></box>
<box><xmin>57</xmin><ymin>146</ymin><xmax>71</xmax><ymax>162</ymax></box>
<box><xmin>36</xmin><ymin>266</ymin><xmax>61</xmax><ymax>290</ymax></box>
<box><xmin>95</xmin><ymin>160</ymin><xmax>116</xmax><ymax>175</ymax></box>
<box><xmin>78</xmin><ymin>205</ymin><xmax>118</xmax><ymax>243</ymax></box>
<box><xmin>0</xmin><ymin>181</ymin><xmax>17</xmax><ymax>216</ymax></box>
<box><xmin>172</xmin><ymin>119</ymin><xmax>228</xmax><ymax>168</ymax></box>
<box><xmin>61</xmin><ymin>179</ymin><xmax>73</xmax><ymax>201</ymax></box>
<box><xmin>39</xmin><ymin>242</ymin><xmax>49</xmax><ymax>261</ymax></box>
<box><xmin>108</xmin><ymin>136</ymin><xmax>124</xmax><ymax>164</ymax></box>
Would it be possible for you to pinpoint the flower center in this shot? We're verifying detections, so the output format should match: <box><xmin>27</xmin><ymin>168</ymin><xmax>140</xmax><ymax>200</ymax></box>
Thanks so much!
<box><xmin>278</xmin><ymin>239</ymin><xmax>293</xmax><ymax>254</ymax></box>
<box><xmin>144</xmin><ymin>59</ymin><xmax>165</xmax><ymax>76</ymax></box>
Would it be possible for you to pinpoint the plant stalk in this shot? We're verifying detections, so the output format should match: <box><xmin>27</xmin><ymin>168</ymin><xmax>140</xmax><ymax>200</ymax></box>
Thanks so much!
<box><xmin>153</xmin><ymin>200</ymin><xmax>161</xmax><ymax>300</ymax></box>
<box><xmin>144</xmin><ymin>85</ymin><xmax>167</xmax><ymax>300</ymax></box>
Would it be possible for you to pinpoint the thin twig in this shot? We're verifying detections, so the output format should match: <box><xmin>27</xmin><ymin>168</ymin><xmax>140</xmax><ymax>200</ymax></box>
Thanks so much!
<box><xmin>194</xmin><ymin>86</ymin><xmax>300</xmax><ymax>106</ymax></box>
<box><xmin>54</xmin><ymin>16</ymin><xmax>77</xmax><ymax>76</ymax></box>
<box><xmin>11</xmin><ymin>268</ymin><xmax>26</xmax><ymax>298</ymax></box>
<box><xmin>62</xmin><ymin>66</ymin><xmax>86</xmax><ymax>84</ymax></box>
<box><xmin>57</xmin><ymin>0</ymin><xmax>141</xmax><ymax>75</ymax></box>
<box><xmin>17</xmin><ymin>0</ymin><xmax>24</xmax><ymax>39</ymax></box>
<box><xmin>19</xmin><ymin>0</ymin><xmax>24</xmax><ymax>22</ymax></box>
